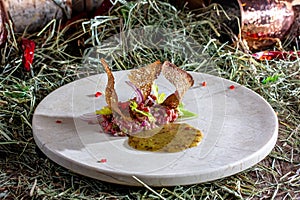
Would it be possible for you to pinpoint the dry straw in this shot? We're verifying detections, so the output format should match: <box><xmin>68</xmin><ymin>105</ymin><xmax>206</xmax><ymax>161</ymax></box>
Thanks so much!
<box><xmin>0</xmin><ymin>0</ymin><xmax>299</xmax><ymax>199</ymax></box>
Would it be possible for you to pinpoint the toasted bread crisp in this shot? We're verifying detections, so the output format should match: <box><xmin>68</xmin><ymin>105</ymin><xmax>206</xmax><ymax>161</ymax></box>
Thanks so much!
<box><xmin>162</xmin><ymin>61</ymin><xmax>194</xmax><ymax>101</ymax></box>
<box><xmin>100</xmin><ymin>59</ymin><xmax>118</xmax><ymax>108</ymax></box>
<box><xmin>128</xmin><ymin>60</ymin><xmax>162</xmax><ymax>99</ymax></box>
<box><xmin>100</xmin><ymin>59</ymin><xmax>127</xmax><ymax>118</ymax></box>
<box><xmin>161</xmin><ymin>93</ymin><xmax>179</xmax><ymax>109</ymax></box>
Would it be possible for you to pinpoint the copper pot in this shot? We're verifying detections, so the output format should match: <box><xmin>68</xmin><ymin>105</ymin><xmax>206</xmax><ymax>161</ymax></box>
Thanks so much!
<box><xmin>240</xmin><ymin>0</ymin><xmax>294</xmax><ymax>39</ymax></box>
<box><xmin>173</xmin><ymin>0</ymin><xmax>295</xmax><ymax>49</ymax></box>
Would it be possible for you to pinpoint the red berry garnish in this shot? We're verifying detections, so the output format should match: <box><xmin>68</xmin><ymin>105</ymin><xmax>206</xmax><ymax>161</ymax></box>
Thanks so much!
<box><xmin>95</xmin><ymin>92</ymin><xmax>102</xmax><ymax>97</ymax></box>
<box><xmin>98</xmin><ymin>158</ymin><xmax>107</xmax><ymax>163</ymax></box>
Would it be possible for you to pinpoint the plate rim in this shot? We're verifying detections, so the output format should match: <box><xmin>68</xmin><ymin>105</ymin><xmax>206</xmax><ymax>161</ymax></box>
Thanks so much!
<box><xmin>32</xmin><ymin>70</ymin><xmax>278</xmax><ymax>186</ymax></box>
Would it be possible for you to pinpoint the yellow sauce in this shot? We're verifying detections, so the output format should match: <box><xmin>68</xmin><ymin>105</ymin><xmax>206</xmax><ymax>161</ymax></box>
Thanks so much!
<box><xmin>128</xmin><ymin>123</ymin><xmax>203</xmax><ymax>153</ymax></box>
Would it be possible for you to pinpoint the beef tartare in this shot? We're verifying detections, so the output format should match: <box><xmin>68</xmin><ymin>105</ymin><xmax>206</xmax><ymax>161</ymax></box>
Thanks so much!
<box><xmin>96</xmin><ymin>59</ymin><xmax>196</xmax><ymax>136</ymax></box>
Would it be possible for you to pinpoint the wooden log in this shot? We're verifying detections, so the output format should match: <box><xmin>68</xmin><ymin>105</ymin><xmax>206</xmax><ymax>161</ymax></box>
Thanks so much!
<box><xmin>0</xmin><ymin>0</ymin><xmax>8</xmax><ymax>46</ymax></box>
<box><xmin>0</xmin><ymin>0</ymin><xmax>108</xmax><ymax>45</ymax></box>
<box><xmin>2</xmin><ymin>0</ymin><xmax>69</xmax><ymax>33</ymax></box>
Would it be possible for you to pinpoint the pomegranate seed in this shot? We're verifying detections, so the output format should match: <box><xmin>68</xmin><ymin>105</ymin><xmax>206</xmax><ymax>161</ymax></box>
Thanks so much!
<box><xmin>98</xmin><ymin>158</ymin><xmax>107</xmax><ymax>163</ymax></box>
<box><xmin>95</xmin><ymin>92</ymin><xmax>102</xmax><ymax>97</ymax></box>
<box><xmin>150</xmin><ymin>94</ymin><xmax>157</xmax><ymax>100</ymax></box>
<box><xmin>166</xmin><ymin>109</ymin><xmax>171</xmax><ymax>116</ymax></box>
<box><xmin>143</xmin><ymin>107</ymin><xmax>150</xmax><ymax>112</ymax></box>
<box><xmin>229</xmin><ymin>85</ymin><xmax>235</xmax><ymax>90</ymax></box>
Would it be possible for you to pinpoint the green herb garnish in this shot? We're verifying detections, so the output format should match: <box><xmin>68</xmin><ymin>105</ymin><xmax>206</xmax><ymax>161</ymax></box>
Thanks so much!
<box><xmin>152</xmin><ymin>83</ymin><xmax>166</xmax><ymax>104</ymax></box>
<box><xmin>96</xmin><ymin>106</ymin><xmax>112</xmax><ymax>115</ymax></box>
<box><xmin>178</xmin><ymin>102</ymin><xmax>198</xmax><ymax>119</ymax></box>
<box><xmin>130</xmin><ymin>101</ymin><xmax>155</xmax><ymax>122</ymax></box>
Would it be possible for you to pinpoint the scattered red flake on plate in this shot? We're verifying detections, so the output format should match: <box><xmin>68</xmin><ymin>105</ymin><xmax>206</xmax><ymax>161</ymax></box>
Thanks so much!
<box><xmin>202</xmin><ymin>81</ymin><xmax>207</xmax><ymax>87</ymax></box>
<box><xmin>56</xmin><ymin>120</ymin><xmax>62</xmax><ymax>123</ymax></box>
<box><xmin>229</xmin><ymin>85</ymin><xmax>235</xmax><ymax>90</ymax></box>
<box><xmin>98</xmin><ymin>158</ymin><xmax>107</xmax><ymax>163</ymax></box>
<box><xmin>95</xmin><ymin>92</ymin><xmax>102</xmax><ymax>97</ymax></box>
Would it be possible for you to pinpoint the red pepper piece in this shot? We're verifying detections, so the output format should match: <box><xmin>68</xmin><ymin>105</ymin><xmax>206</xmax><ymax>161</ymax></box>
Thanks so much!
<box><xmin>252</xmin><ymin>51</ymin><xmax>300</xmax><ymax>61</ymax></box>
<box><xmin>21</xmin><ymin>38</ymin><xmax>35</xmax><ymax>71</ymax></box>
<box><xmin>245</xmin><ymin>32</ymin><xmax>268</xmax><ymax>39</ymax></box>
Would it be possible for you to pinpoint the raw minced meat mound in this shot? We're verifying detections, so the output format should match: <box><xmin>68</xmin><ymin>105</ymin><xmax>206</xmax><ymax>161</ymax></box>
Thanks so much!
<box><xmin>98</xmin><ymin>95</ymin><xmax>179</xmax><ymax>136</ymax></box>
<box><xmin>97</xmin><ymin>59</ymin><xmax>195</xmax><ymax>136</ymax></box>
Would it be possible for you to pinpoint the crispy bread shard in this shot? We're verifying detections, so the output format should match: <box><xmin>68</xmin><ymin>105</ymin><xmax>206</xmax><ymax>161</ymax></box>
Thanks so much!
<box><xmin>100</xmin><ymin>59</ymin><xmax>118</xmax><ymax>108</ymax></box>
<box><xmin>100</xmin><ymin>59</ymin><xmax>125</xmax><ymax>118</ymax></box>
<box><xmin>161</xmin><ymin>93</ymin><xmax>180</xmax><ymax>109</ymax></box>
<box><xmin>162</xmin><ymin>61</ymin><xmax>194</xmax><ymax>101</ymax></box>
<box><xmin>100</xmin><ymin>59</ymin><xmax>193</xmax><ymax>117</ymax></box>
<box><xmin>128</xmin><ymin>60</ymin><xmax>162</xmax><ymax>99</ymax></box>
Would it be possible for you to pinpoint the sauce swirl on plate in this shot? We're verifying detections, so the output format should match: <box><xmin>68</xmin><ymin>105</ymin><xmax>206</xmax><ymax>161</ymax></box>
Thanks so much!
<box><xmin>128</xmin><ymin>123</ymin><xmax>203</xmax><ymax>153</ymax></box>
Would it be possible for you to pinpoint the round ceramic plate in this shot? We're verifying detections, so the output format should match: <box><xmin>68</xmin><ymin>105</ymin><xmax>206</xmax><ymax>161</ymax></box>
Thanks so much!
<box><xmin>32</xmin><ymin>71</ymin><xmax>278</xmax><ymax>186</ymax></box>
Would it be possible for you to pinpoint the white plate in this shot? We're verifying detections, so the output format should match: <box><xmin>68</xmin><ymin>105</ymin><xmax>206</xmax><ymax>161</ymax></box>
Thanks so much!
<box><xmin>32</xmin><ymin>71</ymin><xmax>278</xmax><ymax>186</ymax></box>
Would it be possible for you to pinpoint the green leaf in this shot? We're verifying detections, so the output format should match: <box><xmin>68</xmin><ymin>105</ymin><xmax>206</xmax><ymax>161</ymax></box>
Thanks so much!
<box><xmin>177</xmin><ymin>102</ymin><xmax>198</xmax><ymax>119</ymax></box>
<box><xmin>157</xmin><ymin>93</ymin><xmax>166</xmax><ymax>104</ymax></box>
<box><xmin>152</xmin><ymin>83</ymin><xmax>166</xmax><ymax>104</ymax></box>
<box><xmin>96</xmin><ymin>106</ymin><xmax>112</xmax><ymax>115</ymax></box>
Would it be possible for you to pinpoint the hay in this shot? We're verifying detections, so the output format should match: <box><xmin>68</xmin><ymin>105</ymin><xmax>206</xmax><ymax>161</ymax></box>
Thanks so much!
<box><xmin>0</xmin><ymin>1</ymin><xmax>299</xmax><ymax>199</ymax></box>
